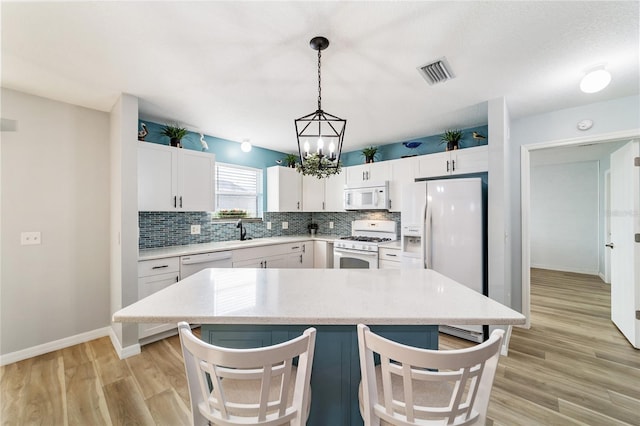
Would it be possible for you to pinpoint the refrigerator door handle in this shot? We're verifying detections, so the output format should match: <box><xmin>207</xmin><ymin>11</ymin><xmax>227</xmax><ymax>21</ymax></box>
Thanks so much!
<box><xmin>424</xmin><ymin>201</ymin><xmax>432</xmax><ymax>269</ymax></box>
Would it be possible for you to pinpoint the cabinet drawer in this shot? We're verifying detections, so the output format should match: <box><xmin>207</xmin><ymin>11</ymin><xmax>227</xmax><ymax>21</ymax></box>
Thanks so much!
<box><xmin>138</xmin><ymin>257</ymin><xmax>180</xmax><ymax>277</ymax></box>
<box><xmin>379</xmin><ymin>260</ymin><xmax>402</xmax><ymax>269</ymax></box>
<box><xmin>232</xmin><ymin>242</ymin><xmax>306</xmax><ymax>262</ymax></box>
<box><xmin>378</xmin><ymin>247</ymin><xmax>401</xmax><ymax>263</ymax></box>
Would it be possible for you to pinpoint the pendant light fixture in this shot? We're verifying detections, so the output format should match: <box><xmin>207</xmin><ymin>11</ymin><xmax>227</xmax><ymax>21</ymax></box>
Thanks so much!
<box><xmin>295</xmin><ymin>36</ymin><xmax>345</xmax><ymax>179</ymax></box>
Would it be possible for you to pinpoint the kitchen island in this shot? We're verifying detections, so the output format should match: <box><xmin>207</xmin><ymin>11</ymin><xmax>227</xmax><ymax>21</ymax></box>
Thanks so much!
<box><xmin>113</xmin><ymin>268</ymin><xmax>525</xmax><ymax>425</ymax></box>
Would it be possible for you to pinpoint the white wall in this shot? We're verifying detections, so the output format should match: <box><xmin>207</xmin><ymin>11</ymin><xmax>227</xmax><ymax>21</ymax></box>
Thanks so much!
<box><xmin>109</xmin><ymin>94</ymin><xmax>140</xmax><ymax>357</ymax></box>
<box><xmin>1</xmin><ymin>88</ymin><xmax>110</xmax><ymax>356</ymax></box>
<box><xmin>509</xmin><ymin>95</ymin><xmax>640</xmax><ymax>311</ymax></box>
<box><xmin>530</xmin><ymin>161</ymin><xmax>599</xmax><ymax>274</ymax></box>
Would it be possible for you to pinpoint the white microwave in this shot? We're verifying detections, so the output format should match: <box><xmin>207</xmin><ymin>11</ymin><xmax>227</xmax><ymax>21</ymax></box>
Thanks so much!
<box><xmin>344</xmin><ymin>181</ymin><xmax>389</xmax><ymax>210</ymax></box>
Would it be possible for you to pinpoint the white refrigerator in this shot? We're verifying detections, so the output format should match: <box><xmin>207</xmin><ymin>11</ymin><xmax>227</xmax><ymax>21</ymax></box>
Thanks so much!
<box><xmin>401</xmin><ymin>178</ymin><xmax>485</xmax><ymax>342</ymax></box>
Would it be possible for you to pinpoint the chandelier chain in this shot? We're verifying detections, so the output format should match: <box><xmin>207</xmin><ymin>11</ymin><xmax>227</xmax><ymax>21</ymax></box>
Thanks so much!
<box><xmin>317</xmin><ymin>49</ymin><xmax>322</xmax><ymax>111</ymax></box>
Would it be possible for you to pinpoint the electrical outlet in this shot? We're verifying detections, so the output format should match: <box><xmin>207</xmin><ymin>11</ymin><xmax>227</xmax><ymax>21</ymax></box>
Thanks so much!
<box><xmin>329</xmin><ymin>221</ymin><xmax>334</xmax><ymax>229</ymax></box>
<box><xmin>21</xmin><ymin>231</ymin><xmax>41</xmax><ymax>245</ymax></box>
<box><xmin>282</xmin><ymin>221</ymin><xmax>289</xmax><ymax>230</ymax></box>
<box><xmin>190</xmin><ymin>225</ymin><xmax>201</xmax><ymax>235</ymax></box>
<box><xmin>266</xmin><ymin>222</ymin><xmax>272</xmax><ymax>230</ymax></box>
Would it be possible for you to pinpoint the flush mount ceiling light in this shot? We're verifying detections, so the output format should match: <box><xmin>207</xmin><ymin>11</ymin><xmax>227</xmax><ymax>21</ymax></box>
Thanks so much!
<box><xmin>580</xmin><ymin>65</ymin><xmax>611</xmax><ymax>93</ymax></box>
<box><xmin>295</xmin><ymin>36</ymin><xmax>345</xmax><ymax>179</ymax></box>
<box><xmin>240</xmin><ymin>139</ymin><xmax>252</xmax><ymax>153</ymax></box>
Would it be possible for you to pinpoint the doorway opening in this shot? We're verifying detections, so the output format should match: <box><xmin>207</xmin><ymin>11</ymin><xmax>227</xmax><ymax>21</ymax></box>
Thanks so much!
<box><xmin>520</xmin><ymin>130</ymin><xmax>639</xmax><ymax>327</ymax></box>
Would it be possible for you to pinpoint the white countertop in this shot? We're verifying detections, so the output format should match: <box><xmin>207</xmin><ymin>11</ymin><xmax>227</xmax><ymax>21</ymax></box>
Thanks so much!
<box><xmin>113</xmin><ymin>268</ymin><xmax>525</xmax><ymax>326</ymax></box>
<box><xmin>139</xmin><ymin>236</ymin><xmax>337</xmax><ymax>261</ymax></box>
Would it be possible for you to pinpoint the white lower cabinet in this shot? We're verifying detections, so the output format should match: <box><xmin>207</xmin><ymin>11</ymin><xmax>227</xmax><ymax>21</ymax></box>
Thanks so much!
<box><xmin>137</xmin><ymin>257</ymin><xmax>180</xmax><ymax>340</ymax></box>
<box><xmin>232</xmin><ymin>242</ymin><xmax>311</xmax><ymax>268</ymax></box>
<box><xmin>378</xmin><ymin>246</ymin><xmax>402</xmax><ymax>269</ymax></box>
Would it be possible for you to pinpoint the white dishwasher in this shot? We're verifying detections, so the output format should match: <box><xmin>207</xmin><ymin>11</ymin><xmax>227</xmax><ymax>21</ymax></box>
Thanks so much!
<box><xmin>180</xmin><ymin>251</ymin><xmax>233</xmax><ymax>278</ymax></box>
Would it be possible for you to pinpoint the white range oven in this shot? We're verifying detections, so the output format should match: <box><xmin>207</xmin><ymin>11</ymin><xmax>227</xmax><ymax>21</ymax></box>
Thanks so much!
<box><xmin>333</xmin><ymin>220</ymin><xmax>397</xmax><ymax>269</ymax></box>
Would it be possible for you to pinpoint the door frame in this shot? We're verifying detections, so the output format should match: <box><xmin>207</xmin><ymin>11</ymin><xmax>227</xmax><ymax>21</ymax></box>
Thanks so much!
<box><xmin>603</xmin><ymin>169</ymin><xmax>611</xmax><ymax>284</ymax></box>
<box><xmin>520</xmin><ymin>129</ymin><xmax>640</xmax><ymax>327</ymax></box>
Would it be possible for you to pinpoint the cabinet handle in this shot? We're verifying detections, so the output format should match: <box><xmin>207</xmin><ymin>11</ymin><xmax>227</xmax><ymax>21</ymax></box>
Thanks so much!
<box><xmin>362</xmin><ymin>171</ymin><xmax>365</xmax><ymax>180</ymax></box>
<box><xmin>174</xmin><ymin>196</ymin><xmax>177</xmax><ymax>208</ymax></box>
<box><xmin>152</xmin><ymin>265</ymin><xmax>169</xmax><ymax>269</ymax></box>
<box><xmin>297</xmin><ymin>201</ymin><xmax>300</xmax><ymax>210</ymax></box>
<box><xmin>302</xmin><ymin>244</ymin><xmax>306</xmax><ymax>253</ymax></box>
<box><xmin>389</xmin><ymin>200</ymin><xmax>392</xmax><ymax>209</ymax></box>
<box><xmin>260</xmin><ymin>261</ymin><xmax>264</xmax><ymax>268</ymax></box>
<box><xmin>291</xmin><ymin>246</ymin><xmax>300</xmax><ymax>250</ymax></box>
<box><xmin>176</xmin><ymin>276</ymin><xmax>179</xmax><ymax>282</ymax></box>
<box><xmin>322</xmin><ymin>201</ymin><xmax>325</xmax><ymax>210</ymax></box>
<box><xmin>264</xmin><ymin>260</ymin><xmax>267</xmax><ymax>268</ymax></box>
<box><xmin>446</xmin><ymin>160</ymin><xmax>450</xmax><ymax>172</ymax></box>
<box><xmin>300</xmin><ymin>254</ymin><xmax>303</xmax><ymax>263</ymax></box>
<box><xmin>386</xmin><ymin>253</ymin><xmax>398</xmax><ymax>257</ymax></box>
<box><xmin>452</xmin><ymin>160</ymin><xmax>456</xmax><ymax>171</ymax></box>
<box><xmin>179</xmin><ymin>196</ymin><xmax>183</xmax><ymax>208</ymax></box>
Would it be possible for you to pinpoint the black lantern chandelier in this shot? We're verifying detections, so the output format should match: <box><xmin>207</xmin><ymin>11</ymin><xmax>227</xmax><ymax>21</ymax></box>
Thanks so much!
<box><xmin>295</xmin><ymin>36</ymin><xmax>346</xmax><ymax>179</ymax></box>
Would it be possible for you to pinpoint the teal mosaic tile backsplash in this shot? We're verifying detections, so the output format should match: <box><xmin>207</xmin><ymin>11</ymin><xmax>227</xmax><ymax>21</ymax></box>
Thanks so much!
<box><xmin>139</xmin><ymin>211</ymin><xmax>401</xmax><ymax>249</ymax></box>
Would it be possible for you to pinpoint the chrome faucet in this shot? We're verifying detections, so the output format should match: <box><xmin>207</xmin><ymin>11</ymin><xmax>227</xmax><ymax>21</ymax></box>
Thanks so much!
<box><xmin>236</xmin><ymin>218</ymin><xmax>247</xmax><ymax>241</ymax></box>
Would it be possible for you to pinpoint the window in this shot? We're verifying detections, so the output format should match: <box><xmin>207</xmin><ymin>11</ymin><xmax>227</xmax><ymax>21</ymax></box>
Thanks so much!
<box><xmin>215</xmin><ymin>162</ymin><xmax>263</xmax><ymax>218</ymax></box>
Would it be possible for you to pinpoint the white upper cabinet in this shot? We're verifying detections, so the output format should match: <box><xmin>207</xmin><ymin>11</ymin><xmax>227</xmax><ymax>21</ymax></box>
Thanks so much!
<box><xmin>388</xmin><ymin>157</ymin><xmax>417</xmax><ymax>212</ymax></box>
<box><xmin>417</xmin><ymin>145</ymin><xmax>488</xmax><ymax>178</ymax></box>
<box><xmin>267</xmin><ymin>166</ymin><xmax>302</xmax><ymax>212</ymax></box>
<box><xmin>138</xmin><ymin>142</ymin><xmax>215</xmax><ymax>211</ymax></box>
<box><xmin>345</xmin><ymin>161</ymin><xmax>390</xmax><ymax>186</ymax></box>
<box><xmin>302</xmin><ymin>172</ymin><xmax>345</xmax><ymax>212</ymax></box>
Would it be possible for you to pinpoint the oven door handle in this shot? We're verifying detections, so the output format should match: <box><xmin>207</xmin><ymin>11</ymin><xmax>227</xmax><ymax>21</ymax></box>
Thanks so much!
<box><xmin>334</xmin><ymin>248</ymin><xmax>378</xmax><ymax>257</ymax></box>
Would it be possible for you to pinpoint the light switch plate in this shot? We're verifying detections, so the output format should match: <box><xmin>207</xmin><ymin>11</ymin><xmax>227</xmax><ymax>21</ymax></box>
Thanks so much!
<box><xmin>329</xmin><ymin>221</ymin><xmax>334</xmax><ymax>229</ymax></box>
<box><xmin>21</xmin><ymin>231</ymin><xmax>41</xmax><ymax>245</ymax></box>
<box><xmin>266</xmin><ymin>222</ymin><xmax>272</xmax><ymax>230</ymax></box>
<box><xmin>282</xmin><ymin>222</ymin><xmax>289</xmax><ymax>230</ymax></box>
<box><xmin>190</xmin><ymin>225</ymin><xmax>201</xmax><ymax>235</ymax></box>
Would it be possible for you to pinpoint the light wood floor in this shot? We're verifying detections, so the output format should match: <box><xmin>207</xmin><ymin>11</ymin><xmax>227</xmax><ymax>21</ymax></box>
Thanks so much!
<box><xmin>2</xmin><ymin>268</ymin><xmax>639</xmax><ymax>425</ymax></box>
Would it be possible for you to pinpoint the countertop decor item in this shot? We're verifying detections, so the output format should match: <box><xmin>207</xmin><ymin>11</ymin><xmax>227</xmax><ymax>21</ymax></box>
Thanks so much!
<box><xmin>440</xmin><ymin>129</ymin><xmax>463</xmax><ymax>151</ymax></box>
<box><xmin>295</xmin><ymin>36</ymin><xmax>345</xmax><ymax>179</ymax></box>
<box><xmin>308</xmin><ymin>222</ymin><xmax>319</xmax><ymax>236</ymax></box>
<box><xmin>361</xmin><ymin>146</ymin><xmax>378</xmax><ymax>163</ymax></box>
<box><xmin>161</xmin><ymin>124</ymin><xmax>188</xmax><ymax>148</ymax></box>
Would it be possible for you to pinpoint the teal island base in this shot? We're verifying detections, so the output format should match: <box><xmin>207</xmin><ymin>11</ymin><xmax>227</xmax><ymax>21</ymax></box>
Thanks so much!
<box><xmin>201</xmin><ymin>324</ymin><xmax>439</xmax><ymax>426</ymax></box>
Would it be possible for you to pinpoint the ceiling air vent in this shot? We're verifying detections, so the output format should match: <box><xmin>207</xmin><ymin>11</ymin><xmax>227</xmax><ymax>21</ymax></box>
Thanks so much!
<box><xmin>417</xmin><ymin>57</ymin><xmax>455</xmax><ymax>85</ymax></box>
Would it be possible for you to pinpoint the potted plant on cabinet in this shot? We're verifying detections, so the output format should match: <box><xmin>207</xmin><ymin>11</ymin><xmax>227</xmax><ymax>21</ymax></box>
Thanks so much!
<box><xmin>283</xmin><ymin>153</ymin><xmax>298</xmax><ymax>168</ymax></box>
<box><xmin>161</xmin><ymin>124</ymin><xmax>188</xmax><ymax>148</ymax></box>
<box><xmin>361</xmin><ymin>146</ymin><xmax>378</xmax><ymax>163</ymax></box>
<box><xmin>440</xmin><ymin>129</ymin><xmax>463</xmax><ymax>151</ymax></box>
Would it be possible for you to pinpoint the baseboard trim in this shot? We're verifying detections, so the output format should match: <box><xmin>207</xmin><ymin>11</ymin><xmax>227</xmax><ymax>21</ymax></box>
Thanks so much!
<box><xmin>598</xmin><ymin>272</ymin><xmax>610</xmax><ymax>284</ymax></box>
<box><xmin>0</xmin><ymin>327</ymin><xmax>111</xmax><ymax>366</ymax></box>
<box><xmin>108</xmin><ymin>328</ymin><xmax>141</xmax><ymax>360</ymax></box>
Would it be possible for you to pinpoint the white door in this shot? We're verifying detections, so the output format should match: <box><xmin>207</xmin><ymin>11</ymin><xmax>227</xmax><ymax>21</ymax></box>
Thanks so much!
<box><xmin>610</xmin><ymin>141</ymin><xmax>640</xmax><ymax>348</ymax></box>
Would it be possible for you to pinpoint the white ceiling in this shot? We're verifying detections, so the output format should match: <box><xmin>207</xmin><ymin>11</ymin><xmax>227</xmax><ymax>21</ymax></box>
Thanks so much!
<box><xmin>2</xmin><ymin>1</ymin><xmax>638</xmax><ymax>153</ymax></box>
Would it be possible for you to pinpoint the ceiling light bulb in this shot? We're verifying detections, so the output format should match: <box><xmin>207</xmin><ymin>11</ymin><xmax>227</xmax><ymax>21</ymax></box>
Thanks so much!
<box><xmin>240</xmin><ymin>140</ymin><xmax>252</xmax><ymax>152</ymax></box>
<box><xmin>580</xmin><ymin>68</ymin><xmax>611</xmax><ymax>93</ymax></box>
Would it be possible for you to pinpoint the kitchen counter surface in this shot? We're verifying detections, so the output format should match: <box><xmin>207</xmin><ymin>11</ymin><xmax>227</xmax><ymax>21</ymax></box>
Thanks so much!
<box><xmin>139</xmin><ymin>235</ymin><xmax>338</xmax><ymax>261</ymax></box>
<box><xmin>113</xmin><ymin>268</ymin><xmax>525</xmax><ymax>326</ymax></box>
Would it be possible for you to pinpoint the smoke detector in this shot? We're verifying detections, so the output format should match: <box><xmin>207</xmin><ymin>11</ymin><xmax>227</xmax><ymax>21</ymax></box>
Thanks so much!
<box><xmin>417</xmin><ymin>57</ymin><xmax>455</xmax><ymax>85</ymax></box>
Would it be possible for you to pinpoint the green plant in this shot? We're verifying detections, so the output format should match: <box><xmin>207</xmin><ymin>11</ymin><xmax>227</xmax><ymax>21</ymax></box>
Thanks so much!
<box><xmin>361</xmin><ymin>146</ymin><xmax>378</xmax><ymax>163</ymax></box>
<box><xmin>283</xmin><ymin>153</ymin><xmax>298</xmax><ymax>167</ymax></box>
<box><xmin>440</xmin><ymin>129</ymin><xmax>463</xmax><ymax>150</ymax></box>
<box><xmin>161</xmin><ymin>124</ymin><xmax>188</xmax><ymax>140</ymax></box>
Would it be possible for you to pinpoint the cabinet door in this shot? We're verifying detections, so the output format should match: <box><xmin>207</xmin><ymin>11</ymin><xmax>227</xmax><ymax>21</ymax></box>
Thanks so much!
<box><xmin>267</xmin><ymin>167</ymin><xmax>302</xmax><ymax>212</ymax></box>
<box><xmin>302</xmin><ymin>175</ymin><xmax>325</xmax><ymax>212</ymax></box>
<box><xmin>232</xmin><ymin>258</ymin><xmax>266</xmax><ymax>268</ymax></box>
<box><xmin>388</xmin><ymin>158</ymin><xmax>416</xmax><ymax>212</ymax></box>
<box><xmin>179</xmin><ymin>150</ymin><xmax>215</xmax><ymax>211</ymax></box>
<box><xmin>263</xmin><ymin>254</ymin><xmax>288</xmax><ymax>268</ymax></box>
<box><xmin>450</xmin><ymin>146</ymin><xmax>488</xmax><ymax>175</ymax></box>
<box><xmin>138</xmin><ymin>272</ymin><xmax>180</xmax><ymax>338</ymax></box>
<box><xmin>417</xmin><ymin>151</ymin><xmax>449</xmax><ymax>178</ymax></box>
<box><xmin>138</xmin><ymin>142</ymin><xmax>178</xmax><ymax>211</ymax></box>
<box><xmin>368</xmin><ymin>161</ymin><xmax>390</xmax><ymax>182</ymax></box>
<box><xmin>324</xmin><ymin>172</ymin><xmax>346</xmax><ymax>212</ymax></box>
<box><xmin>345</xmin><ymin>164</ymin><xmax>369</xmax><ymax>186</ymax></box>
<box><xmin>313</xmin><ymin>241</ymin><xmax>327</xmax><ymax>268</ymax></box>
<box><xmin>301</xmin><ymin>242</ymin><xmax>314</xmax><ymax>268</ymax></box>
